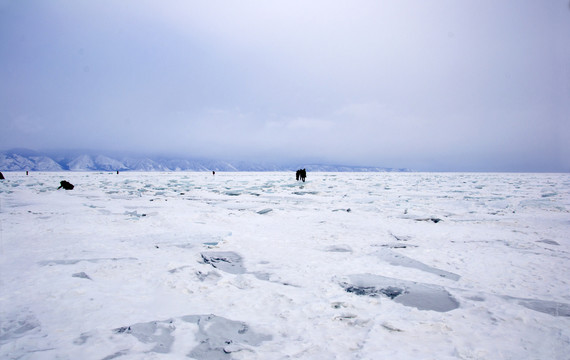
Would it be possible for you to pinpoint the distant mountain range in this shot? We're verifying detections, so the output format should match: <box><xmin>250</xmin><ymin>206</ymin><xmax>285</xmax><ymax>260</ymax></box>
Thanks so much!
<box><xmin>0</xmin><ymin>149</ymin><xmax>411</xmax><ymax>172</ymax></box>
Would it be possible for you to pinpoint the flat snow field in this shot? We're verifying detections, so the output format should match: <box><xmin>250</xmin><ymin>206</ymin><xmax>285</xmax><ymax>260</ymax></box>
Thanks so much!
<box><xmin>1</xmin><ymin>172</ymin><xmax>569</xmax><ymax>359</ymax></box>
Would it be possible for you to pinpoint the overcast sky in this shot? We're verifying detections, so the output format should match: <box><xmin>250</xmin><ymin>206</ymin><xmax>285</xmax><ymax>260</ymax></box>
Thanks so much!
<box><xmin>1</xmin><ymin>1</ymin><xmax>569</xmax><ymax>171</ymax></box>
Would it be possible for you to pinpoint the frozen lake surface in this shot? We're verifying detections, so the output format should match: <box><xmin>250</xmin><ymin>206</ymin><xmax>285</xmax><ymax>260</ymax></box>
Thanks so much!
<box><xmin>1</xmin><ymin>172</ymin><xmax>569</xmax><ymax>359</ymax></box>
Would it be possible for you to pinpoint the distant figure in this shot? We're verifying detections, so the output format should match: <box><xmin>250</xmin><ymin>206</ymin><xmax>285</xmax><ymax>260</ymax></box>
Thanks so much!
<box><xmin>58</xmin><ymin>180</ymin><xmax>74</xmax><ymax>190</ymax></box>
<box><xmin>212</xmin><ymin>171</ymin><xmax>215</xmax><ymax>175</ymax></box>
<box><xmin>26</xmin><ymin>171</ymin><xmax>29</xmax><ymax>176</ymax></box>
<box><xmin>117</xmin><ymin>171</ymin><xmax>119</xmax><ymax>175</ymax></box>
<box><xmin>296</xmin><ymin>169</ymin><xmax>306</xmax><ymax>182</ymax></box>
<box><xmin>0</xmin><ymin>171</ymin><xmax>4</xmax><ymax>180</ymax></box>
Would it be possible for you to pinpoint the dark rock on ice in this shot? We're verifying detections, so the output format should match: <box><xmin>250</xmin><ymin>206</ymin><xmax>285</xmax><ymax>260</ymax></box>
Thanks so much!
<box><xmin>340</xmin><ymin>274</ymin><xmax>460</xmax><ymax>312</ymax></box>
<box><xmin>57</xmin><ymin>180</ymin><xmax>74</xmax><ymax>190</ymax></box>
<box><xmin>201</xmin><ymin>251</ymin><xmax>246</xmax><ymax>274</ymax></box>
<box><xmin>0</xmin><ymin>171</ymin><xmax>4</xmax><ymax>180</ymax></box>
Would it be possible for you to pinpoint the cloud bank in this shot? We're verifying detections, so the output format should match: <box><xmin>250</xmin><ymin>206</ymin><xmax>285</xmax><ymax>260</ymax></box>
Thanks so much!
<box><xmin>1</xmin><ymin>0</ymin><xmax>568</xmax><ymax>171</ymax></box>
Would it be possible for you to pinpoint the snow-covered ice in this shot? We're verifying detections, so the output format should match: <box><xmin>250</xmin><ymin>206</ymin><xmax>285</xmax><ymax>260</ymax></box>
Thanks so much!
<box><xmin>1</xmin><ymin>171</ymin><xmax>569</xmax><ymax>359</ymax></box>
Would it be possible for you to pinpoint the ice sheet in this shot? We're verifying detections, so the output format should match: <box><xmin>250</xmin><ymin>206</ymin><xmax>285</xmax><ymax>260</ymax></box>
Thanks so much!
<box><xmin>1</xmin><ymin>172</ymin><xmax>569</xmax><ymax>359</ymax></box>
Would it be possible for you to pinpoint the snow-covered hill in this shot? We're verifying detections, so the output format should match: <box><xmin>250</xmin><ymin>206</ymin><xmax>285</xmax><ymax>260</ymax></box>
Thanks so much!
<box><xmin>0</xmin><ymin>149</ymin><xmax>409</xmax><ymax>172</ymax></box>
<box><xmin>0</xmin><ymin>151</ymin><xmax>63</xmax><ymax>171</ymax></box>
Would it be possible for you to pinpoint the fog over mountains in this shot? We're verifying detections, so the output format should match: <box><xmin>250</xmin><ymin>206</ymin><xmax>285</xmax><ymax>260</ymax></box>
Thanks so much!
<box><xmin>0</xmin><ymin>149</ymin><xmax>410</xmax><ymax>172</ymax></box>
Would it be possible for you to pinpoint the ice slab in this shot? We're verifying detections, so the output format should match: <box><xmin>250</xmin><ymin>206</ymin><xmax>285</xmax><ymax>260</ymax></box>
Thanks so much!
<box><xmin>502</xmin><ymin>297</ymin><xmax>570</xmax><ymax>317</ymax></box>
<box><xmin>201</xmin><ymin>251</ymin><xmax>246</xmax><ymax>274</ymax></box>
<box><xmin>0</xmin><ymin>313</ymin><xmax>41</xmax><ymax>345</ymax></box>
<box><xmin>72</xmin><ymin>272</ymin><xmax>92</xmax><ymax>280</ymax></box>
<box><xmin>114</xmin><ymin>320</ymin><xmax>174</xmax><ymax>354</ymax></box>
<box><xmin>224</xmin><ymin>191</ymin><xmax>242</xmax><ymax>196</ymax></box>
<box><xmin>101</xmin><ymin>350</ymin><xmax>129</xmax><ymax>360</ymax></box>
<box><xmin>536</xmin><ymin>239</ymin><xmax>560</xmax><ymax>246</ymax></box>
<box><xmin>375</xmin><ymin>249</ymin><xmax>460</xmax><ymax>281</ymax></box>
<box><xmin>518</xmin><ymin>299</ymin><xmax>570</xmax><ymax>317</ymax></box>
<box><xmin>390</xmin><ymin>233</ymin><xmax>412</xmax><ymax>242</ymax></box>
<box><xmin>38</xmin><ymin>257</ymin><xmax>137</xmax><ymax>266</ymax></box>
<box><xmin>292</xmin><ymin>191</ymin><xmax>319</xmax><ymax>195</ymax></box>
<box><xmin>185</xmin><ymin>315</ymin><xmax>272</xmax><ymax>359</ymax></box>
<box><xmin>325</xmin><ymin>244</ymin><xmax>353</xmax><ymax>253</ymax></box>
<box><xmin>111</xmin><ymin>314</ymin><xmax>272</xmax><ymax>358</ymax></box>
<box><xmin>340</xmin><ymin>274</ymin><xmax>460</xmax><ymax>312</ymax></box>
<box><xmin>416</xmin><ymin>217</ymin><xmax>443</xmax><ymax>223</ymax></box>
<box><xmin>373</xmin><ymin>243</ymin><xmax>416</xmax><ymax>249</ymax></box>
<box><xmin>195</xmin><ymin>270</ymin><xmax>221</xmax><ymax>281</ymax></box>
<box><xmin>401</xmin><ymin>215</ymin><xmax>443</xmax><ymax>223</ymax></box>
<box><xmin>199</xmin><ymin>252</ymin><xmax>294</xmax><ymax>286</ymax></box>
<box><xmin>124</xmin><ymin>210</ymin><xmax>147</xmax><ymax>218</ymax></box>
<box><xmin>252</xmin><ymin>272</ymin><xmax>272</xmax><ymax>281</ymax></box>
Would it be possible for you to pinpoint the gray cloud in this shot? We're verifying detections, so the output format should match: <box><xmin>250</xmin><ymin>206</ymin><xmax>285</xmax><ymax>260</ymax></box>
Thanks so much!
<box><xmin>1</xmin><ymin>0</ymin><xmax>568</xmax><ymax>171</ymax></box>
